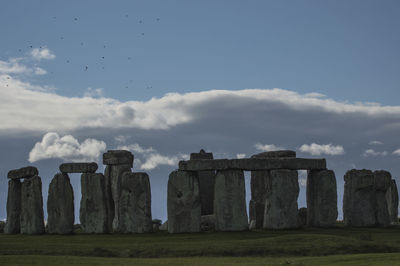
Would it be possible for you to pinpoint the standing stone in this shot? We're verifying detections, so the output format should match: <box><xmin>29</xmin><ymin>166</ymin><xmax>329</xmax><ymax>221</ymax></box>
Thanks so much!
<box><xmin>263</xmin><ymin>169</ymin><xmax>299</xmax><ymax>229</ymax></box>
<box><xmin>214</xmin><ymin>170</ymin><xmax>248</xmax><ymax>231</ymax></box>
<box><xmin>374</xmin><ymin>171</ymin><xmax>391</xmax><ymax>227</ymax></box>
<box><xmin>47</xmin><ymin>173</ymin><xmax>74</xmax><ymax>234</ymax></box>
<box><xmin>20</xmin><ymin>176</ymin><xmax>44</xmax><ymax>234</ymax></box>
<box><xmin>387</xmin><ymin>179</ymin><xmax>399</xmax><ymax>225</ymax></box>
<box><xmin>250</xmin><ymin>151</ymin><xmax>296</xmax><ymax>229</ymax></box>
<box><xmin>307</xmin><ymin>170</ymin><xmax>338</xmax><ymax>227</ymax></box>
<box><xmin>190</xmin><ymin>149</ymin><xmax>215</xmax><ymax>215</ymax></box>
<box><xmin>167</xmin><ymin>170</ymin><xmax>201</xmax><ymax>233</ymax></box>
<box><xmin>118</xmin><ymin>172</ymin><xmax>152</xmax><ymax>233</ymax></box>
<box><xmin>4</xmin><ymin>179</ymin><xmax>21</xmax><ymax>234</ymax></box>
<box><xmin>80</xmin><ymin>173</ymin><xmax>109</xmax><ymax>233</ymax></box>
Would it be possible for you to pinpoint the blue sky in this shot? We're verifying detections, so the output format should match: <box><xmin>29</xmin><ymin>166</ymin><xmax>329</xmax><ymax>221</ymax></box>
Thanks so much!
<box><xmin>1</xmin><ymin>1</ymin><xmax>400</xmax><ymax>222</ymax></box>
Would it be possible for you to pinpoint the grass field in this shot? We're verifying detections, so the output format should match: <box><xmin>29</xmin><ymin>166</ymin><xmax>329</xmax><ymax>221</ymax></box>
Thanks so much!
<box><xmin>1</xmin><ymin>226</ymin><xmax>400</xmax><ymax>265</ymax></box>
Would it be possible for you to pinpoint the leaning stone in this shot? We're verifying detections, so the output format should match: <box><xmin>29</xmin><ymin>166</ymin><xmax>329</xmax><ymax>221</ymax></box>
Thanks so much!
<box><xmin>103</xmin><ymin>150</ymin><xmax>134</xmax><ymax>166</ymax></box>
<box><xmin>190</xmin><ymin>149</ymin><xmax>215</xmax><ymax>215</ymax></box>
<box><xmin>152</xmin><ymin>219</ymin><xmax>162</xmax><ymax>233</ymax></box>
<box><xmin>387</xmin><ymin>179</ymin><xmax>399</xmax><ymax>225</ymax></box>
<box><xmin>214</xmin><ymin>170</ymin><xmax>248</xmax><ymax>231</ymax></box>
<box><xmin>20</xmin><ymin>176</ymin><xmax>45</xmax><ymax>234</ymax></box>
<box><xmin>160</xmin><ymin>221</ymin><xmax>168</xmax><ymax>231</ymax></box>
<box><xmin>8</xmin><ymin>166</ymin><xmax>38</xmax><ymax>179</ymax></box>
<box><xmin>307</xmin><ymin>170</ymin><xmax>338</xmax><ymax>227</ymax></box>
<box><xmin>59</xmin><ymin>162</ymin><xmax>98</xmax><ymax>173</ymax></box>
<box><xmin>47</xmin><ymin>173</ymin><xmax>74</xmax><ymax>234</ymax></box>
<box><xmin>167</xmin><ymin>170</ymin><xmax>201</xmax><ymax>233</ymax></box>
<box><xmin>249</xmin><ymin>220</ymin><xmax>256</xmax><ymax>230</ymax></box>
<box><xmin>374</xmin><ymin>171</ymin><xmax>391</xmax><ymax>227</ymax></box>
<box><xmin>179</xmin><ymin>158</ymin><xmax>326</xmax><ymax>171</ymax></box>
<box><xmin>263</xmin><ymin>170</ymin><xmax>299</xmax><ymax>229</ymax></box>
<box><xmin>117</xmin><ymin>172</ymin><xmax>152</xmax><ymax>233</ymax></box>
<box><xmin>80</xmin><ymin>173</ymin><xmax>109</xmax><ymax>233</ymax></box>
<box><xmin>251</xmin><ymin>150</ymin><xmax>296</xmax><ymax>158</ymax></box>
<box><xmin>4</xmin><ymin>179</ymin><xmax>21</xmax><ymax>234</ymax></box>
<box><xmin>201</xmin><ymin>215</ymin><xmax>216</xmax><ymax>232</ymax></box>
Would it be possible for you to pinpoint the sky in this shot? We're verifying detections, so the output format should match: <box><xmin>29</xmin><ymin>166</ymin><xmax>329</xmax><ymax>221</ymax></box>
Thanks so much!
<box><xmin>1</xmin><ymin>0</ymin><xmax>400</xmax><ymax>223</ymax></box>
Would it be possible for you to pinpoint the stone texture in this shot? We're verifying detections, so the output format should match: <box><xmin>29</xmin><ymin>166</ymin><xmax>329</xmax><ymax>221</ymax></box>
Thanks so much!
<box><xmin>103</xmin><ymin>150</ymin><xmax>134</xmax><ymax>166</ymax></box>
<box><xmin>47</xmin><ymin>173</ymin><xmax>74</xmax><ymax>234</ymax></box>
<box><xmin>297</xmin><ymin>207</ymin><xmax>307</xmax><ymax>228</ymax></box>
<box><xmin>343</xmin><ymin>169</ymin><xmax>392</xmax><ymax>227</ymax></box>
<box><xmin>8</xmin><ymin>166</ymin><xmax>38</xmax><ymax>179</ymax></box>
<box><xmin>59</xmin><ymin>162</ymin><xmax>98</xmax><ymax>173</ymax></box>
<box><xmin>4</xmin><ymin>179</ymin><xmax>21</xmax><ymax>234</ymax></box>
<box><xmin>179</xmin><ymin>158</ymin><xmax>326</xmax><ymax>171</ymax></box>
<box><xmin>190</xmin><ymin>149</ymin><xmax>215</xmax><ymax>215</ymax></box>
<box><xmin>117</xmin><ymin>172</ymin><xmax>152</xmax><ymax>233</ymax></box>
<box><xmin>263</xmin><ymin>170</ymin><xmax>299</xmax><ymax>229</ymax></box>
<box><xmin>160</xmin><ymin>221</ymin><xmax>168</xmax><ymax>231</ymax></box>
<box><xmin>307</xmin><ymin>170</ymin><xmax>338</xmax><ymax>227</ymax></box>
<box><xmin>201</xmin><ymin>214</ymin><xmax>216</xmax><ymax>231</ymax></box>
<box><xmin>387</xmin><ymin>179</ymin><xmax>399</xmax><ymax>225</ymax></box>
<box><xmin>249</xmin><ymin>220</ymin><xmax>256</xmax><ymax>230</ymax></box>
<box><xmin>214</xmin><ymin>170</ymin><xmax>248</xmax><ymax>231</ymax></box>
<box><xmin>20</xmin><ymin>176</ymin><xmax>45</xmax><ymax>234</ymax></box>
<box><xmin>80</xmin><ymin>173</ymin><xmax>109</xmax><ymax>233</ymax></box>
<box><xmin>167</xmin><ymin>170</ymin><xmax>201</xmax><ymax>233</ymax></box>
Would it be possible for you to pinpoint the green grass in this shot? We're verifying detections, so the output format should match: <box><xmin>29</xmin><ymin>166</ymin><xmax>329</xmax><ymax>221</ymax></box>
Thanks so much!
<box><xmin>1</xmin><ymin>227</ymin><xmax>400</xmax><ymax>265</ymax></box>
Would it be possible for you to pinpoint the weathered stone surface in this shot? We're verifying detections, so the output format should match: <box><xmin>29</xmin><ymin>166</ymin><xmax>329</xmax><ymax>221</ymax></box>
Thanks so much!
<box><xmin>179</xmin><ymin>158</ymin><xmax>326</xmax><ymax>171</ymax></box>
<box><xmin>297</xmin><ymin>207</ymin><xmax>307</xmax><ymax>227</ymax></box>
<box><xmin>387</xmin><ymin>179</ymin><xmax>399</xmax><ymax>225</ymax></box>
<box><xmin>214</xmin><ymin>170</ymin><xmax>248</xmax><ymax>231</ymax></box>
<box><xmin>105</xmin><ymin>164</ymin><xmax>132</xmax><ymax>232</ymax></box>
<box><xmin>59</xmin><ymin>162</ymin><xmax>98</xmax><ymax>173</ymax></box>
<box><xmin>20</xmin><ymin>176</ymin><xmax>45</xmax><ymax>234</ymax></box>
<box><xmin>201</xmin><ymin>214</ymin><xmax>216</xmax><ymax>231</ymax></box>
<box><xmin>153</xmin><ymin>219</ymin><xmax>162</xmax><ymax>225</ymax></box>
<box><xmin>80</xmin><ymin>173</ymin><xmax>109</xmax><ymax>233</ymax></box>
<box><xmin>103</xmin><ymin>150</ymin><xmax>134</xmax><ymax>166</ymax></box>
<box><xmin>4</xmin><ymin>179</ymin><xmax>21</xmax><ymax>234</ymax></box>
<box><xmin>249</xmin><ymin>220</ymin><xmax>256</xmax><ymax>230</ymax></box>
<box><xmin>47</xmin><ymin>173</ymin><xmax>74</xmax><ymax>234</ymax></box>
<box><xmin>167</xmin><ymin>170</ymin><xmax>201</xmax><ymax>233</ymax></box>
<box><xmin>8</xmin><ymin>166</ymin><xmax>38</xmax><ymax>179</ymax></box>
<box><xmin>251</xmin><ymin>150</ymin><xmax>296</xmax><ymax>159</ymax></box>
<box><xmin>117</xmin><ymin>172</ymin><xmax>152</xmax><ymax>233</ymax></box>
<box><xmin>343</xmin><ymin>169</ymin><xmax>392</xmax><ymax>227</ymax></box>
<box><xmin>190</xmin><ymin>149</ymin><xmax>215</xmax><ymax>215</ymax></box>
<box><xmin>263</xmin><ymin>170</ymin><xmax>299</xmax><ymax>229</ymax></box>
<box><xmin>307</xmin><ymin>170</ymin><xmax>338</xmax><ymax>227</ymax></box>
<box><xmin>0</xmin><ymin>221</ymin><xmax>5</xmax><ymax>233</ymax></box>
<box><xmin>160</xmin><ymin>221</ymin><xmax>168</xmax><ymax>231</ymax></box>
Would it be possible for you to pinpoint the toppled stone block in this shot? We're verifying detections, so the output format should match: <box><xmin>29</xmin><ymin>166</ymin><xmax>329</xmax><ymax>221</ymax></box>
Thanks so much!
<box><xmin>47</xmin><ymin>173</ymin><xmax>74</xmax><ymax>234</ymax></box>
<box><xmin>103</xmin><ymin>150</ymin><xmax>134</xmax><ymax>166</ymax></box>
<box><xmin>263</xmin><ymin>170</ymin><xmax>299</xmax><ymax>229</ymax></box>
<box><xmin>387</xmin><ymin>180</ymin><xmax>399</xmax><ymax>225</ymax></box>
<box><xmin>307</xmin><ymin>170</ymin><xmax>338</xmax><ymax>227</ymax></box>
<box><xmin>201</xmin><ymin>214</ymin><xmax>216</xmax><ymax>231</ymax></box>
<box><xmin>214</xmin><ymin>170</ymin><xmax>248</xmax><ymax>231</ymax></box>
<box><xmin>167</xmin><ymin>170</ymin><xmax>201</xmax><ymax>233</ymax></box>
<box><xmin>8</xmin><ymin>166</ymin><xmax>38</xmax><ymax>180</ymax></box>
<box><xmin>59</xmin><ymin>162</ymin><xmax>98</xmax><ymax>173</ymax></box>
<box><xmin>80</xmin><ymin>173</ymin><xmax>109</xmax><ymax>233</ymax></box>
<box><xmin>20</xmin><ymin>176</ymin><xmax>45</xmax><ymax>234</ymax></box>
<box><xmin>118</xmin><ymin>172</ymin><xmax>152</xmax><ymax>233</ymax></box>
<box><xmin>190</xmin><ymin>149</ymin><xmax>215</xmax><ymax>215</ymax></box>
<box><xmin>179</xmin><ymin>158</ymin><xmax>326</xmax><ymax>171</ymax></box>
<box><xmin>4</xmin><ymin>179</ymin><xmax>21</xmax><ymax>234</ymax></box>
<box><xmin>251</xmin><ymin>150</ymin><xmax>296</xmax><ymax>158</ymax></box>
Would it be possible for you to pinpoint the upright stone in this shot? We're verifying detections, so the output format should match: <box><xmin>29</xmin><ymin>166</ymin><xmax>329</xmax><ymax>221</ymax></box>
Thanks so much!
<box><xmin>20</xmin><ymin>176</ymin><xmax>44</xmax><ymax>234</ymax></box>
<box><xmin>4</xmin><ymin>179</ymin><xmax>21</xmax><ymax>234</ymax></box>
<box><xmin>103</xmin><ymin>150</ymin><xmax>133</xmax><ymax>233</ymax></box>
<box><xmin>190</xmin><ymin>149</ymin><xmax>215</xmax><ymax>215</ymax></box>
<box><xmin>374</xmin><ymin>171</ymin><xmax>391</xmax><ymax>227</ymax></box>
<box><xmin>47</xmin><ymin>173</ymin><xmax>74</xmax><ymax>234</ymax></box>
<box><xmin>250</xmin><ymin>150</ymin><xmax>296</xmax><ymax>229</ymax></box>
<box><xmin>118</xmin><ymin>172</ymin><xmax>152</xmax><ymax>233</ymax></box>
<box><xmin>307</xmin><ymin>170</ymin><xmax>338</xmax><ymax>227</ymax></box>
<box><xmin>387</xmin><ymin>179</ymin><xmax>399</xmax><ymax>225</ymax></box>
<box><xmin>167</xmin><ymin>170</ymin><xmax>201</xmax><ymax>233</ymax></box>
<box><xmin>263</xmin><ymin>169</ymin><xmax>299</xmax><ymax>229</ymax></box>
<box><xmin>80</xmin><ymin>173</ymin><xmax>109</xmax><ymax>233</ymax></box>
<box><xmin>214</xmin><ymin>170</ymin><xmax>248</xmax><ymax>231</ymax></box>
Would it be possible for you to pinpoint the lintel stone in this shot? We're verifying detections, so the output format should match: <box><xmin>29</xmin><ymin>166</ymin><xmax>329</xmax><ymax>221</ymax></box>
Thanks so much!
<box><xmin>59</xmin><ymin>162</ymin><xmax>98</xmax><ymax>173</ymax></box>
<box><xmin>103</xmin><ymin>150</ymin><xmax>134</xmax><ymax>166</ymax></box>
<box><xmin>8</xmin><ymin>166</ymin><xmax>38</xmax><ymax>180</ymax></box>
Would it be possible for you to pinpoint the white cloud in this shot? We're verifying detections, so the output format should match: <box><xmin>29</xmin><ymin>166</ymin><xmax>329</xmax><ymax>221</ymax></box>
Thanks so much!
<box><xmin>236</xmin><ymin>153</ymin><xmax>246</xmax><ymax>159</ymax></box>
<box><xmin>299</xmin><ymin>143</ymin><xmax>344</xmax><ymax>156</ymax></box>
<box><xmin>254</xmin><ymin>143</ymin><xmax>284</xmax><ymax>152</ymax></box>
<box><xmin>363</xmin><ymin>149</ymin><xmax>388</xmax><ymax>157</ymax></box>
<box><xmin>84</xmin><ymin>88</ymin><xmax>104</xmax><ymax>98</ymax></box>
<box><xmin>393</xmin><ymin>149</ymin><xmax>400</xmax><ymax>156</ymax></box>
<box><xmin>369</xmin><ymin>140</ymin><xmax>383</xmax><ymax>145</ymax></box>
<box><xmin>30</xmin><ymin>47</ymin><xmax>56</xmax><ymax>60</ymax></box>
<box><xmin>118</xmin><ymin>143</ymin><xmax>155</xmax><ymax>154</ymax></box>
<box><xmin>28</xmin><ymin>132</ymin><xmax>106</xmax><ymax>163</ymax></box>
<box><xmin>0</xmin><ymin>58</ymin><xmax>31</xmax><ymax>75</ymax></box>
<box><xmin>114</xmin><ymin>135</ymin><xmax>130</xmax><ymax>143</ymax></box>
